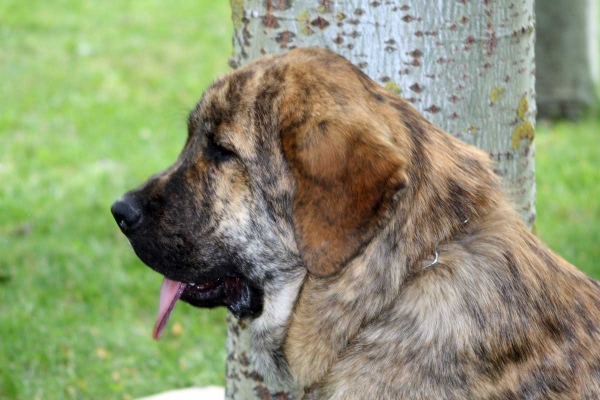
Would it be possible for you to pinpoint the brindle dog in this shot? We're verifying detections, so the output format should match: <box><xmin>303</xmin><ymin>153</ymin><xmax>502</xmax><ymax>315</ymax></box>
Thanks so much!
<box><xmin>111</xmin><ymin>48</ymin><xmax>600</xmax><ymax>399</ymax></box>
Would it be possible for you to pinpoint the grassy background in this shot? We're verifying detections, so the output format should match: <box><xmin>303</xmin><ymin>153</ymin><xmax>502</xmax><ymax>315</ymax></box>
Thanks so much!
<box><xmin>0</xmin><ymin>1</ymin><xmax>233</xmax><ymax>399</ymax></box>
<box><xmin>0</xmin><ymin>1</ymin><xmax>598</xmax><ymax>399</ymax></box>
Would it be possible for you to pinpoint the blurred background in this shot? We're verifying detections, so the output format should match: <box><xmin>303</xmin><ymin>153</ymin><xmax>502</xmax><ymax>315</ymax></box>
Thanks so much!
<box><xmin>0</xmin><ymin>1</ymin><xmax>598</xmax><ymax>399</ymax></box>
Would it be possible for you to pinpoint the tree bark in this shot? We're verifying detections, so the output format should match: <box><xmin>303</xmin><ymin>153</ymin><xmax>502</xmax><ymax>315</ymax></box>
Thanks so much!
<box><xmin>226</xmin><ymin>1</ymin><xmax>536</xmax><ymax>398</ymax></box>
<box><xmin>536</xmin><ymin>0</ymin><xmax>598</xmax><ymax>119</ymax></box>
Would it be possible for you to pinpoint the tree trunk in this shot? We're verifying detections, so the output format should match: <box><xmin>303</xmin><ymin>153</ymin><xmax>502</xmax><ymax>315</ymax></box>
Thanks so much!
<box><xmin>536</xmin><ymin>0</ymin><xmax>598</xmax><ymax>119</ymax></box>
<box><xmin>226</xmin><ymin>1</ymin><xmax>536</xmax><ymax>398</ymax></box>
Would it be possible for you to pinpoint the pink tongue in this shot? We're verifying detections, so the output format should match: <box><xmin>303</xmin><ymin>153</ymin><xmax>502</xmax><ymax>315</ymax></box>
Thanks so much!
<box><xmin>153</xmin><ymin>277</ymin><xmax>187</xmax><ymax>340</ymax></box>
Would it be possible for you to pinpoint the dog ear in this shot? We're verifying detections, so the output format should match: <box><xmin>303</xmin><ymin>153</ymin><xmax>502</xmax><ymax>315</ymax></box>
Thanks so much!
<box><xmin>282</xmin><ymin>119</ymin><xmax>408</xmax><ymax>277</ymax></box>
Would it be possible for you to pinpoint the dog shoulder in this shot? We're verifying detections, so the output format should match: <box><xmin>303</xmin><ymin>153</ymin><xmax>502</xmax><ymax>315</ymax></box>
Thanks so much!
<box><xmin>316</xmin><ymin>209</ymin><xmax>600</xmax><ymax>398</ymax></box>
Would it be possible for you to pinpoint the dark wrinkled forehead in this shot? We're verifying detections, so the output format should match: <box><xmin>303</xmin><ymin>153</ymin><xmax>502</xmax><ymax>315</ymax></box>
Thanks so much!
<box><xmin>185</xmin><ymin>48</ymin><xmax>382</xmax><ymax>144</ymax></box>
<box><xmin>187</xmin><ymin>59</ymin><xmax>289</xmax><ymax>135</ymax></box>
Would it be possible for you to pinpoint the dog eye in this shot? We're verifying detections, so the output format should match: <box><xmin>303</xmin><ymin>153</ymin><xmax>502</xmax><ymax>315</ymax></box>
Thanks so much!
<box><xmin>205</xmin><ymin>135</ymin><xmax>236</xmax><ymax>163</ymax></box>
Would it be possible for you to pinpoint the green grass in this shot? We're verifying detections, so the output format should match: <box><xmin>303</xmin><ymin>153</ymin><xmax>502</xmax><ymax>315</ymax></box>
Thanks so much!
<box><xmin>0</xmin><ymin>1</ymin><xmax>598</xmax><ymax>399</ymax></box>
<box><xmin>536</xmin><ymin>118</ymin><xmax>600</xmax><ymax>277</ymax></box>
<box><xmin>0</xmin><ymin>1</ymin><xmax>233</xmax><ymax>399</ymax></box>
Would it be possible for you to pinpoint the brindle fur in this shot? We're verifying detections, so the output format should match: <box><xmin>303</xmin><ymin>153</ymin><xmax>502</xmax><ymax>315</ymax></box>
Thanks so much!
<box><xmin>123</xmin><ymin>48</ymin><xmax>600</xmax><ymax>399</ymax></box>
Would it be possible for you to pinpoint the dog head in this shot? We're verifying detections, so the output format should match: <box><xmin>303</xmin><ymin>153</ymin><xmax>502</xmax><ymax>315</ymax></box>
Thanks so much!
<box><xmin>111</xmin><ymin>48</ymin><xmax>408</xmax><ymax>337</ymax></box>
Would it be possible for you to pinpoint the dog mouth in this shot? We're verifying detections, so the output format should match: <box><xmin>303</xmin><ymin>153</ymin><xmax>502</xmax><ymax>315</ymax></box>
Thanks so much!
<box><xmin>153</xmin><ymin>276</ymin><xmax>262</xmax><ymax>340</ymax></box>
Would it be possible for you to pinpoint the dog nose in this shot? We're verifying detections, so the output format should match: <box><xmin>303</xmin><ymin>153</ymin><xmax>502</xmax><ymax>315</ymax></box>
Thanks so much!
<box><xmin>111</xmin><ymin>196</ymin><xmax>142</xmax><ymax>233</ymax></box>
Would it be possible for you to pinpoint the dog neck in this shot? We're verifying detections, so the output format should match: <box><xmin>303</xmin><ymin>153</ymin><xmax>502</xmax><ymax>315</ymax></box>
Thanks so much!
<box><xmin>249</xmin><ymin>267</ymin><xmax>306</xmax><ymax>388</ymax></box>
<box><xmin>396</xmin><ymin>121</ymin><xmax>503</xmax><ymax>274</ymax></box>
<box><xmin>284</xmin><ymin>112</ymin><xmax>503</xmax><ymax>388</ymax></box>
